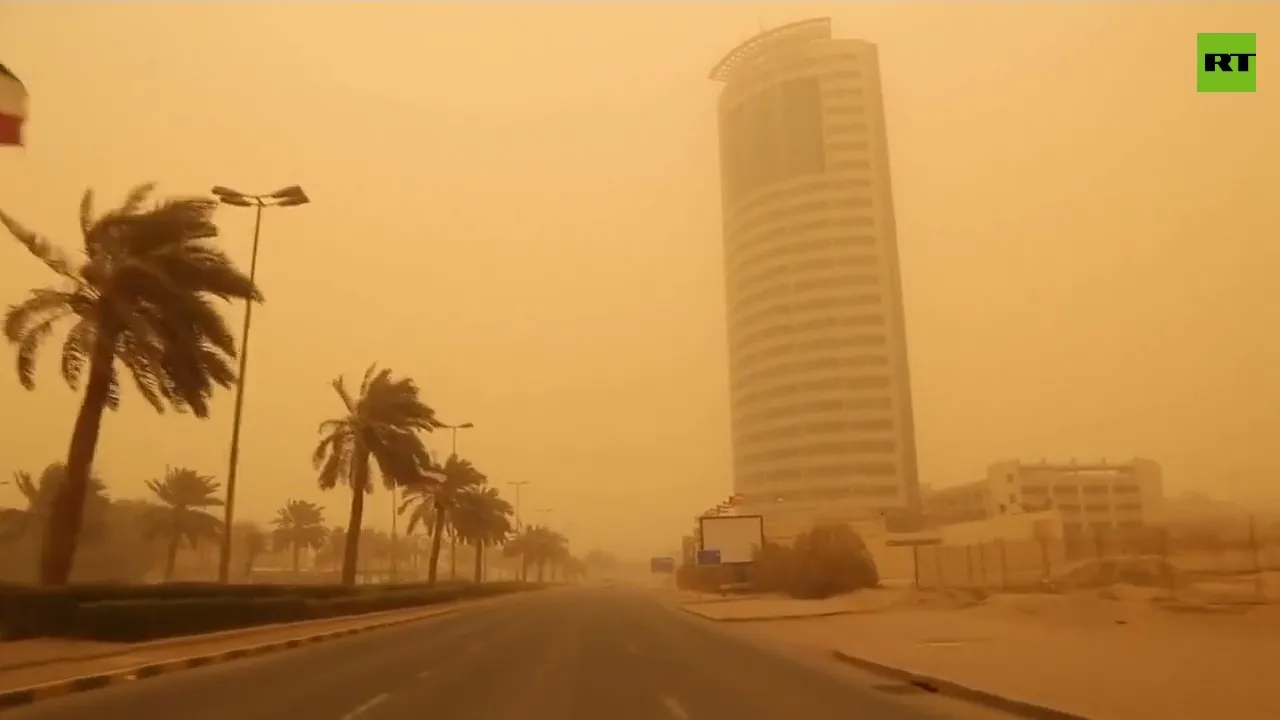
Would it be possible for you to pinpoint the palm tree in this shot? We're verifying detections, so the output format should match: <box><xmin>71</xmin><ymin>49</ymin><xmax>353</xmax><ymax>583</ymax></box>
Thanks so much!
<box><xmin>513</xmin><ymin>525</ymin><xmax>569</xmax><ymax>582</ymax></box>
<box><xmin>359</xmin><ymin>527</ymin><xmax>393</xmax><ymax>578</ymax></box>
<box><xmin>271</xmin><ymin>499</ymin><xmax>327</xmax><ymax>574</ymax></box>
<box><xmin>312</xmin><ymin>365</ymin><xmax>440</xmax><ymax>585</ymax></box>
<box><xmin>238</xmin><ymin>524</ymin><xmax>267</xmax><ymax>580</ymax></box>
<box><xmin>315</xmin><ymin>526</ymin><xmax>346</xmax><ymax>573</ymax></box>
<box><xmin>450</xmin><ymin>486</ymin><xmax>513</xmax><ymax>582</ymax></box>
<box><xmin>0</xmin><ymin>464</ymin><xmax>109</xmax><ymax>547</ymax></box>
<box><xmin>399</xmin><ymin>454</ymin><xmax>485</xmax><ymax>584</ymax></box>
<box><xmin>1</xmin><ymin>185</ymin><xmax>262</xmax><ymax>586</ymax></box>
<box><xmin>141</xmin><ymin>467</ymin><xmax>224</xmax><ymax>581</ymax></box>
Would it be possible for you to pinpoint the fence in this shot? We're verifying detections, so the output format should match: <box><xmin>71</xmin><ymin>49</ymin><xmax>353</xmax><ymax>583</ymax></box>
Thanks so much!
<box><xmin>910</xmin><ymin>517</ymin><xmax>1280</xmax><ymax>600</ymax></box>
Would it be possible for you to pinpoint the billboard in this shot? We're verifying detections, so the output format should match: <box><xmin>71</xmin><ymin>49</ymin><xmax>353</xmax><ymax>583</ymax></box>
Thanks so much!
<box><xmin>698</xmin><ymin>514</ymin><xmax>764</xmax><ymax>565</ymax></box>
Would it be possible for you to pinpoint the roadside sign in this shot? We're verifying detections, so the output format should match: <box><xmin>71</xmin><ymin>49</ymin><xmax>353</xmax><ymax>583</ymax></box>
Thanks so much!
<box><xmin>650</xmin><ymin>556</ymin><xmax>675</xmax><ymax>574</ymax></box>
<box><xmin>696</xmin><ymin>549</ymin><xmax>721</xmax><ymax>566</ymax></box>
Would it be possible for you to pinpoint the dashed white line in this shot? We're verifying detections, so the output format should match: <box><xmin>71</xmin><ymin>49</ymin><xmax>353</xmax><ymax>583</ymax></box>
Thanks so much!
<box><xmin>340</xmin><ymin>693</ymin><xmax>389</xmax><ymax>720</ymax></box>
<box><xmin>418</xmin><ymin>669</ymin><xmax>433</xmax><ymax>678</ymax></box>
<box><xmin>662</xmin><ymin>695</ymin><xmax>690</xmax><ymax>720</ymax></box>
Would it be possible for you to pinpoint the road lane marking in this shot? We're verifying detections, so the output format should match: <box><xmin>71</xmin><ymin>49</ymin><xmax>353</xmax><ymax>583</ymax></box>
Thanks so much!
<box><xmin>662</xmin><ymin>695</ymin><xmax>690</xmax><ymax>720</ymax></box>
<box><xmin>341</xmin><ymin>693</ymin><xmax>389</xmax><ymax>720</ymax></box>
<box><xmin>418</xmin><ymin>669</ymin><xmax>433</xmax><ymax>678</ymax></box>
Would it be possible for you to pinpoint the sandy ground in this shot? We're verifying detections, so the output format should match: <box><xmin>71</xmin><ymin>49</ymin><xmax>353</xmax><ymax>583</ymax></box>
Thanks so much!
<box><xmin>680</xmin><ymin>584</ymin><xmax>1280</xmax><ymax>719</ymax></box>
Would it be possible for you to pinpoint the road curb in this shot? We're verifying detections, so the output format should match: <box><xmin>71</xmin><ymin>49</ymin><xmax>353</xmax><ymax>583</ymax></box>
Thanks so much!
<box><xmin>829</xmin><ymin>650</ymin><xmax>1091</xmax><ymax>720</ymax></box>
<box><xmin>0</xmin><ymin>606</ymin><xmax>464</xmax><ymax>711</ymax></box>
<box><xmin>675</xmin><ymin>605</ymin><xmax>860</xmax><ymax>623</ymax></box>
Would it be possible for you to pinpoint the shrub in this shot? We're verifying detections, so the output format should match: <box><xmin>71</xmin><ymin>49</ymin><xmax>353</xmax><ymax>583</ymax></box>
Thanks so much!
<box><xmin>0</xmin><ymin>580</ymin><xmax>539</xmax><ymax>640</ymax></box>
<box><xmin>73</xmin><ymin>595</ymin><xmax>310</xmax><ymax>642</ymax></box>
<box><xmin>674</xmin><ymin>563</ymin><xmax>719</xmax><ymax>592</ymax></box>
<box><xmin>675</xmin><ymin>524</ymin><xmax>878</xmax><ymax>600</ymax></box>
<box><xmin>747</xmin><ymin>541</ymin><xmax>794</xmax><ymax>593</ymax></box>
<box><xmin>785</xmin><ymin>522</ymin><xmax>879</xmax><ymax>599</ymax></box>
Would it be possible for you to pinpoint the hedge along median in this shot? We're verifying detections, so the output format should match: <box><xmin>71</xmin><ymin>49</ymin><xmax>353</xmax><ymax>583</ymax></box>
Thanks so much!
<box><xmin>0</xmin><ymin>581</ymin><xmax>539</xmax><ymax>642</ymax></box>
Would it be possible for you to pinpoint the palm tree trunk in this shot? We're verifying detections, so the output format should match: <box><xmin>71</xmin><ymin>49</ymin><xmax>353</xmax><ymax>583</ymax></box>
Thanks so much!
<box><xmin>341</xmin><ymin>450</ymin><xmax>370</xmax><ymax>586</ymax></box>
<box><xmin>449</xmin><ymin>535</ymin><xmax>458</xmax><ymax>579</ymax></box>
<box><xmin>472</xmin><ymin>541</ymin><xmax>483</xmax><ymax>582</ymax></box>
<box><xmin>164</xmin><ymin>535</ymin><xmax>180</xmax><ymax>581</ymax></box>
<box><xmin>41</xmin><ymin>330</ymin><xmax>117</xmax><ymax>586</ymax></box>
<box><xmin>292</xmin><ymin>542</ymin><xmax>300</xmax><ymax>574</ymax></box>
<box><xmin>427</xmin><ymin>513</ymin><xmax>447</xmax><ymax>584</ymax></box>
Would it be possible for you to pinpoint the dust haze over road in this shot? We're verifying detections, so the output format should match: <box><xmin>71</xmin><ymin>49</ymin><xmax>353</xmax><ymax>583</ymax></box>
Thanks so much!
<box><xmin>0</xmin><ymin>587</ymin><xmax>1013</xmax><ymax>720</ymax></box>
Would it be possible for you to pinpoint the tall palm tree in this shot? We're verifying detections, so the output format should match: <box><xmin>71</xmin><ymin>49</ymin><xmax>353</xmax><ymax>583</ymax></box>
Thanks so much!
<box><xmin>359</xmin><ymin>527</ymin><xmax>394</xmax><ymax>577</ymax></box>
<box><xmin>1</xmin><ymin>185</ymin><xmax>262</xmax><ymax>585</ymax></box>
<box><xmin>237</xmin><ymin>523</ymin><xmax>267</xmax><ymax>580</ymax></box>
<box><xmin>141</xmin><ymin>467</ymin><xmax>224</xmax><ymax>581</ymax></box>
<box><xmin>315</xmin><ymin>525</ymin><xmax>346</xmax><ymax>573</ymax></box>
<box><xmin>0</xmin><ymin>464</ymin><xmax>109</xmax><ymax>546</ymax></box>
<box><xmin>271</xmin><ymin>499</ymin><xmax>327</xmax><ymax>574</ymax></box>
<box><xmin>399</xmin><ymin>454</ymin><xmax>484</xmax><ymax>585</ymax></box>
<box><xmin>312</xmin><ymin>365</ymin><xmax>440</xmax><ymax>585</ymax></box>
<box><xmin>513</xmin><ymin>525</ymin><xmax>569</xmax><ymax>582</ymax></box>
<box><xmin>451</xmin><ymin>486</ymin><xmax>514</xmax><ymax>582</ymax></box>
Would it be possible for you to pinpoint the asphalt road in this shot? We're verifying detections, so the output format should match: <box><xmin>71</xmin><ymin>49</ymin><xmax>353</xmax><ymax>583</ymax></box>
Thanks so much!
<box><xmin>2</xmin><ymin>586</ymin><xmax>1015</xmax><ymax>720</ymax></box>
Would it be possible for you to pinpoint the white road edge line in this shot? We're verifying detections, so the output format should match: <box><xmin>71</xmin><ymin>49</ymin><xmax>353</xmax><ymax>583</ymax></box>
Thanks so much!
<box><xmin>662</xmin><ymin>695</ymin><xmax>690</xmax><ymax>720</ymax></box>
<box><xmin>341</xmin><ymin>693</ymin><xmax>390</xmax><ymax>720</ymax></box>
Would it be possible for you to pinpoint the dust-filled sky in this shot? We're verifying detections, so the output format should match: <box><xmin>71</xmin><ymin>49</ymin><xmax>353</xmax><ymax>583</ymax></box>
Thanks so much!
<box><xmin>0</xmin><ymin>3</ymin><xmax>1276</xmax><ymax>558</ymax></box>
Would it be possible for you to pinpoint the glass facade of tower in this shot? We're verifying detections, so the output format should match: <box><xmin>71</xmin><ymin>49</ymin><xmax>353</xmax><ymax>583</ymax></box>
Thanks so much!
<box><xmin>711</xmin><ymin>19</ymin><xmax>921</xmax><ymax>539</ymax></box>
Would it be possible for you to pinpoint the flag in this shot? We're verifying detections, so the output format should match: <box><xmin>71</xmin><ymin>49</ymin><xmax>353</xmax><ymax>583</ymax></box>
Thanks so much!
<box><xmin>0</xmin><ymin>63</ymin><xmax>28</xmax><ymax>146</ymax></box>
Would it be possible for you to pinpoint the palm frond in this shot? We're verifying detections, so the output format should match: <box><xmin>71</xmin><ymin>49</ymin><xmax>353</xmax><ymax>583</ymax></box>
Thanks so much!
<box><xmin>0</xmin><ymin>208</ymin><xmax>79</xmax><ymax>278</ymax></box>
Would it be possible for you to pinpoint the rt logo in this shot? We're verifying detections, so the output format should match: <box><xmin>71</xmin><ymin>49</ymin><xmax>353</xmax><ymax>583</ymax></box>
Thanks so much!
<box><xmin>1198</xmin><ymin>33</ymin><xmax>1256</xmax><ymax>93</ymax></box>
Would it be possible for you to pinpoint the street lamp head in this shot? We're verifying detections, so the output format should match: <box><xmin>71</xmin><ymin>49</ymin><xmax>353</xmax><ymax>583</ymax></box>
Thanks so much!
<box><xmin>458</xmin><ymin>422</ymin><xmax>475</xmax><ymax>429</ymax></box>
<box><xmin>270</xmin><ymin>185</ymin><xmax>310</xmax><ymax>207</ymax></box>
<box><xmin>211</xmin><ymin>186</ymin><xmax>254</xmax><ymax>207</ymax></box>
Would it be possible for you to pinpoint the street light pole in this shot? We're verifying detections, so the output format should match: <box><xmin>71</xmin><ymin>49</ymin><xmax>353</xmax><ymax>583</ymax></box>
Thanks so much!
<box><xmin>212</xmin><ymin>184</ymin><xmax>310</xmax><ymax>584</ymax></box>
<box><xmin>441</xmin><ymin>421</ymin><xmax>474</xmax><ymax>457</ymax></box>
<box><xmin>507</xmin><ymin>480</ymin><xmax>529</xmax><ymax>530</ymax></box>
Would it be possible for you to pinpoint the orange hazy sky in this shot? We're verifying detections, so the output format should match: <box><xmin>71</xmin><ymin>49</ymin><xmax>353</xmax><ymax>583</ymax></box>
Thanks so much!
<box><xmin>0</xmin><ymin>2</ymin><xmax>1276</xmax><ymax>557</ymax></box>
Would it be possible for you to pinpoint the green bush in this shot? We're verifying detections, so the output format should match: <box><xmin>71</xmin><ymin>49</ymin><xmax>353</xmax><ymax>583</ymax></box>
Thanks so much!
<box><xmin>783</xmin><ymin>522</ymin><xmax>879</xmax><ymax>599</ymax></box>
<box><xmin>676</xmin><ymin>524</ymin><xmax>878</xmax><ymax>600</ymax></box>
<box><xmin>735</xmin><ymin>524</ymin><xmax>881</xmax><ymax>599</ymax></box>
<box><xmin>0</xmin><ymin>581</ymin><xmax>539</xmax><ymax>640</ymax></box>
<box><xmin>0</xmin><ymin>586</ymin><xmax>79</xmax><ymax>639</ymax></box>
<box><xmin>674</xmin><ymin>563</ymin><xmax>719</xmax><ymax>592</ymax></box>
<box><xmin>73</xmin><ymin>595</ymin><xmax>310</xmax><ymax>642</ymax></box>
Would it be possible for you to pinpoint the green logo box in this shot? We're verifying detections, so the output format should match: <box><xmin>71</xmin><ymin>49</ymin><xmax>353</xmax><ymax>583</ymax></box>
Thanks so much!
<box><xmin>1198</xmin><ymin>33</ymin><xmax>1256</xmax><ymax>93</ymax></box>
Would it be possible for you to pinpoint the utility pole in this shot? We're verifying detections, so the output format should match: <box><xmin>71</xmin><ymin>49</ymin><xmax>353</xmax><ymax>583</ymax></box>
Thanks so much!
<box><xmin>508</xmin><ymin>481</ymin><xmax>530</xmax><ymax>529</ymax></box>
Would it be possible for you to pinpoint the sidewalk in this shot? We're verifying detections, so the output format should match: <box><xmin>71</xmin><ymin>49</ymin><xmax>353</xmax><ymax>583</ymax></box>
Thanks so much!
<box><xmin>678</xmin><ymin>587</ymin><xmax>977</xmax><ymax>620</ymax></box>
<box><xmin>0</xmin><ymin>600</ymin><xmax>474</xmax><ymax>692</ymax></box>
<box><xmin>735</xmin><ymin>593</ymin><xmax>1280</xmax><ymax>720</ymax></box>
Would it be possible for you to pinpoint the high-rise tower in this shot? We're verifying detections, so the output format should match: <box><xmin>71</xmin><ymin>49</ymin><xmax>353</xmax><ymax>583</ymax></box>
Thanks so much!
<box><xmin>710</xmin><ymin>18</ymin><xmax>921</xmax><ymax>539</ymax></box>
